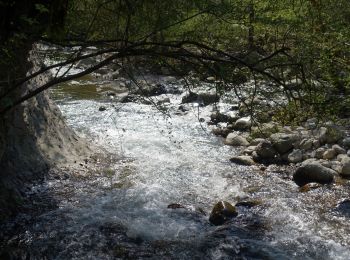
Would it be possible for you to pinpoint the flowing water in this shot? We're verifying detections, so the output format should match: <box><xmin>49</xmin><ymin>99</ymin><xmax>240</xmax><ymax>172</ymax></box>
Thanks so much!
<box><xmin>2</xmin><ymin>74</ymin><xmax>350</xmax><ymax>259</ymax></box>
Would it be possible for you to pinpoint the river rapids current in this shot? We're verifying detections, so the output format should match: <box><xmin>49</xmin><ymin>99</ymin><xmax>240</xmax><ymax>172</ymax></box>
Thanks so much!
<box><xmin>1</xmin><ymin>73</ymin><xmax>350</xmax><ymax>260</ymax></box>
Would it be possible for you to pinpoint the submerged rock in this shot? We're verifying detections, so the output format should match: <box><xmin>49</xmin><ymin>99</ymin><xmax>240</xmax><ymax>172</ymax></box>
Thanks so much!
<box><xmin>293</xmin><ymin>162</ymin><xmax>336</xmax><ymax>186</ymax></box>
<box><xmin>209</xmin><ymin>201</ymin><xmax>238</xmax><ymax>226</ymax></box>
<box><xmin>167</xmin><ymin>203</ymin><xmax>185</xmax><ymax>209</ymax></box>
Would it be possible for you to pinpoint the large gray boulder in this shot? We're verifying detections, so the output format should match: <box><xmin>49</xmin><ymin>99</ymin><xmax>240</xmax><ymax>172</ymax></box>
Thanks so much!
<box><xmin>233</xmin><ymin>117</ymin><xmax>252</xmax><ymax>131</ymax></box>
<box><xmin>288</xmin><ymin>149</ymin><xmax>303</xmax><ymax>163</ymax></box>
<box><xmin>293</xmin><ymin>162</ymin><xmax>336</xmax><ymax>186</ymax></box>
<box><xmin>269</xmin><ymin>133</ymin><xmax>298</xmax><ymax>154</ymax></box>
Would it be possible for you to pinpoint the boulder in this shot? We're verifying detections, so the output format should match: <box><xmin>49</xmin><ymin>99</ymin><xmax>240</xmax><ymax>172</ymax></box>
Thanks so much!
<box><xmin>340</xmin><ymin>156</ymin><xmax>350</xmax><ymax>177</ymax></box>
<box><xmin>209</xmin><ymin>201</ymin><xmax>238</xmax><ymax>225</ymax></box>
<box><xmin>293</xmin><ymin>162</ymin><xmax>336</xmax><ymax>186</ymax></box>
<box><xmin>299</xmin><ymin>138</ymin><xmax>313</xmax><ymax>151</ymax></box>
<box><xmin>288</xmin><ymin>149</ymin><xmax>303</xmax><ymax>163</ymax></box>
<box><xmin>255</xmin><ymin>140</ymin><xmax>277</xmax><ymax>160</ymax></box>
<box><xmin>250</xmin><ymin>138</ymin><xmax>266</xmax><ymax>146</ymax></box>
<box><xmin>229</xmin><ymin>156</ymin><xmax>255</xmax><ymax>166</ymax></box>
<box><xmin>317</xmin><ymin>126</ymin><xmax>344</xmax><ymax>145</ymax></box>
<box><xmin>315</xmin><ymin>147</ymin><xmax>326</xmax><ymax>159</ymax></box>
<box><xmin>332</xmin><ymin>144</ymin><xmax>346</xmax><ymax>155</ymax></box>
<box><xmin>224</xmin><ymin>133</ymin><xmax>249</xmax><ymax>146</ymax></box>
<box><xmin>269</xmin><ymin>133</ymin><xmax>298</xmax><ymax>154</ymax></box>
<box><xmin>323</xmin><ymin>149</ymin><xmax>337</xmax><ymax>160</ymax></box>
<box><xmin>233</xmin><ymin>117</ymin><xmax>252</xmax><ymax>131</ymax></box>
<box><xmin>181</xmin><ymin>91</ymin><xmax>219</xmax><ymax>106</ymax></box>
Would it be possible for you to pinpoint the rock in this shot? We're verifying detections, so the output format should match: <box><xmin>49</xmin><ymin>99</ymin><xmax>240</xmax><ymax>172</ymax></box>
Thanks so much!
<box><xmin>323</xmin><ymin>149</ymin><xmax>337</xmax><ymax>160</ymax></box>
<box><xmin>288</xmin><ymin>149</ymin><xmax>303</xmax><ymax>163</ymax></box>
<box><xmin>167</xmin><ymin>203</ymin><xmax>185</xmax><ymax>209</ymax></box>
<box><xmin>120</xmin><ymin>94</ymin><xmax>138</xmax><ymax>103</ymax></box>
<box><xmin>317</xmin><ymin>126</ymin><xmax>344</xmax><ymax>145</ymax></box>
<box><xmin>98</xmin><ymin>106</ymin><xmax>107</xmax><ymax>111</ymax></box>
<box><xmin>304</xmin><ymin>118</ymin><xmax>318</xmax><ymax>130</ymax></box>
<box><xmin>269</xmin><ymin>133</ymin><xmax>298</xmax><ymax>154</ymax></box>
<box><xmin>242</xmin><ymin>146</ymin><xmax>257</xmax><ymax>155</ymax></box>
<box><xmin>229</xmin><ymin>156</ymin><xmax>255</xmax><ymax>166</ymax></box>
<box><xmin>337</xmin><ymin>154</ymin><xmax>348</xmax><ymax>162</ymax></box>
<box><xmin>255</xmin><ymin>140</ymin><xmax>277</xmax><ymax>160</ymax></box>
<box><xmin>299</xmin><ymin>138</ymin><xmax>313</xmax><ymax>151</ymax></box>
<box><xmin>340</xmin><ymin>156</ymin><xmax>350</xmax><ymax>177</ymax></box>
<box><xmin>133</xmin><ymin>83</ymin><xmax>167</xmax><ymax>96</ymax></box>
<box><xmin>206</xmin><ymin>76</ymin><xmax>216</xmax><ymax>82</ymax></box>
<box><xmin>250</xmin><ymin>122</ymin><xmax>279</xmax><ymax>138</ymax></box>
<box><xmin>315</xmin><ymin>147</ymin><xmax>326</xmax><ymax>159</ymax></box>
<box><xmin>348</xmin><ymin>150</ymin><xmax>350</xmax><ymax>156</ymax></box>
<box><xmin>224</xmin><ymin>133</ymin><xmax>249</xmax><ymax>146</ymax></box>
<box><xmin>293</xmin><ymin>162</ymin><xmax>336</xmax><ymax>186</ymax></box>
<box><xmin>209</xmin><ymin>201</ymin><xmax>238</xmax><ymax>226</ymax></box>
<box><xmin>332</xmin><ymin>144</ymin><xmax>346</xmax><ymax>155</ymax></box>
<box><xmin>181</xmin><ymin>91</ymin><xmax>219</xmax><ymax>106</ymax></box>
<box><xmin>156</xmin><ymin>97</ymin><xmax>170</xmax><ymax>104</ymax></box>
<box><xmin>330</xmin><ymin>161</ymin><xmax>343</xmax><ymax>173</ymax></box>
<box><xmin>235</xmin><ymin>200</ymin><xmax>262</xmax><ymax>208</ymax></box>
<box><xmin>210</xmin><ymin>112</ymin><xmax>229</xmax><ymax>124</ymax></box>
<box><xmin>233</xmin><ymin>117</ymin><xmax>252</xmax><ymax>131</ymax></box>
<box><xmin>250</xmin><ymin>138</ymin><xmax>265</xmax><ymax>146</ymax></box>
<box><xmin>299</xmin><ymin>183</ymin><xmax>322</xmax><ymax>192</ymax></box>
<box><xmin>312</xmin><ymin>139</ymin><xmax>321</xmax><ymax>149</ymax></box>
<box><xmin>212</xmin><ymin>127</ymin><xmax>230</xmax><ymax>137</ymax></box>
<box><xmin>335</xmin><ymin>199</ymin><xmax>350</xmax><ymax>217</ymax></box>
<box><xmin>342</xmin><ymin>137</ymin><xmax>350</xmax><ymax>149</ymax></box>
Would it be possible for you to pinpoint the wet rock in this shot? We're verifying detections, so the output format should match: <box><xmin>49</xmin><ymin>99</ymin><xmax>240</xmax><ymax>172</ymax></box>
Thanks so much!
<box><xmin>224</xmin><ymin>133</ymin><xmax>249</xmax><ymax>146</ymax></box>
<box><xmin>99</xmin><ymin>106</ymin><xmax>107</xmax><ymax>111</ymax></box>
<box><xmin>270</xmin><ymin>133</ymin><xmax>298</xmax><ymax>154</ymax></box>
<box><xmin>255</xmin><ymin>140</ymin><xmax>277</xmax><ymax>160</ymax></box>
<box><xmin>206</xmin><ymin>76</ymin><xmax>216</xmax><ymax>82</ymax></box>
<box><xmin>120</xmin><ymin>94</ymin><xmax>138</xmax><ymax>103</ymax></box>
<box><xmin>210</xmin><ymin>111</ymin><xmax>229</xmax><ymax>124</ymax></box>
<box><xmin>335</xmin><ymin>199</ymin><xmax>350</xmax><ymax>217</ymax></box>
<box><xmin>181</xmin><ymin>91</ymin><xmax>219</xmax><ymax>106</ymax></box>
<box><xmin>293</xmin><ymin>162</ymin><xmax>336</xmax><ymax>186</ymax></box>
<box><xmin>235</xmin><ymin>200</ymin><xmax>262</xmax><ymax>208</ymax></box>
<box><xmin>229</xmin><ymin>156</ymin><xmax>255</xmax><ymax>166</ymax></box>
<box><xmin>323</xmin><ymin>149</ymin><xmax>337</xmax><ymax>160</ymax></box>
<box><xmin>288</xmin><ymin>149</ymin><xmax>303</xmax><ymax>163</ymax></box>
<box><xmin>233</xmin><ymin>117</ymin><xmax>252</xmax><ymax>131</ymax></box>
<box><xmin>167</xmin><ymin>203</ymin><xmax>185</xmax><ymax>209</ymax></box>
<box><xmin>299</xmin><ymin>183</ymin><xmax>322</xmax><ymax>192</ymax></box>
<box><xmin>212</xmin><ymin>127</ymin><xmax>230</xmax><ymax>137</ymax></box>
<box><xmin>209</xmin><ymin>201</ymin><xmax>238</xmax><ymax>226</ymax></box>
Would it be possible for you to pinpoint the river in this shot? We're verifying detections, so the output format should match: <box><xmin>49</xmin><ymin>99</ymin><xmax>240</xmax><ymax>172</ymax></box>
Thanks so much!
<box><xmin>1</xmin><ymin>72</ymin><xmax>350</xmax><ymax>259</ymax></box>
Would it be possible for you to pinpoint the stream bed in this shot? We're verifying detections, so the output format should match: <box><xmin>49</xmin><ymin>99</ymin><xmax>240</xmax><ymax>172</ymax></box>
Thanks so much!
<box><xmin>1</xmin><ymin>73</ymin><xmax>350</xmax><ymax>259</ymax></box>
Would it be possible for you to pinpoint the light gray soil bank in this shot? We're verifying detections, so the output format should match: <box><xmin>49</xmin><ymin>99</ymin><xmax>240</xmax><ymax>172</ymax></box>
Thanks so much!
<box><xmin>0</xmin><ymin>47</ymin><xmax>92</xmax><ymax>220</ymax></box>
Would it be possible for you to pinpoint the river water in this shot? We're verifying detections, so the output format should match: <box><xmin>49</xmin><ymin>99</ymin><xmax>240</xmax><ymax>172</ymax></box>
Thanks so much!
<box><xmin>2</xmin><ymin>73</ymin><xmax>350</xmax><ymax>259</ymax></box>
